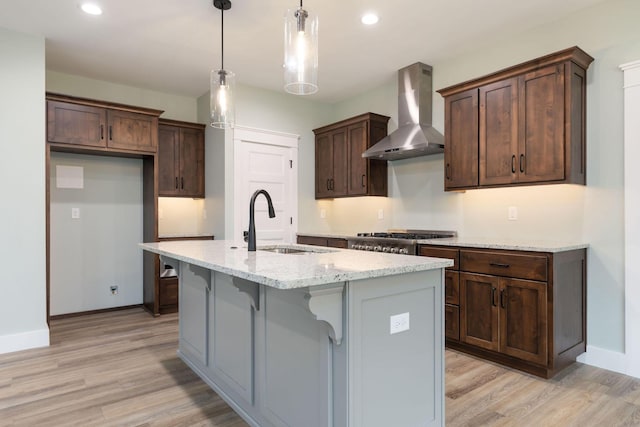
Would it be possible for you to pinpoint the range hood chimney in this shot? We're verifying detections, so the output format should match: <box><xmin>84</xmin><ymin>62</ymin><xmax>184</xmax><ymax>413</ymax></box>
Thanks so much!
<box><xmin>363</xmin><ymin>62</ymin><xmax>444</xmax><ymax>161</ymax></box>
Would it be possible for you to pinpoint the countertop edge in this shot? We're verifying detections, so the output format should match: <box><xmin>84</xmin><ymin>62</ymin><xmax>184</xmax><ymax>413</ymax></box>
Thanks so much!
<box><xmin>140</xmin><ymin>242</ymin><xmax>453</xmax><ymax>290</ymax></box>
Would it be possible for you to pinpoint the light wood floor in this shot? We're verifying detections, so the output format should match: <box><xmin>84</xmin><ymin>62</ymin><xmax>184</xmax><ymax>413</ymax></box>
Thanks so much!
<box><xmin>1</xmin><ymin>308</ymin><xmax>640</xmax><ymax>426</ymax></box>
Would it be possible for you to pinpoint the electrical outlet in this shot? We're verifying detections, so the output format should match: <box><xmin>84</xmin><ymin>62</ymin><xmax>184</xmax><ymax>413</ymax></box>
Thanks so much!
<box><xmin>110</xmin><ymin>285</ymin><xmax>118</xmax><ymax>295</ymax></box>
<box><xmin>202</xmin><ymin>209</ymin><xmax>207</xmax><ymax>219</ymax></box>
<box><xmin>378</xmin><ymin>209</ymin><xmax>384</xmax><ymax>220</ymax></box>
<box><xmin>71</xmin><ymin>207</ymin><xmax>80</xmax><ymax>219</ymax></box>
<box><xmin>390</xmin><ymin>312</ymin><xmax>410</xmax><ymax>334</ymax></box>
<box><xmin>320</xmin><ymin>209</ymin><xmax>326</xmax><ymax>219</ymax></box>
<box><xmin>508</xmin><ymin>206</ymin><xmax>518</xmax><ymax>221</ymax></box>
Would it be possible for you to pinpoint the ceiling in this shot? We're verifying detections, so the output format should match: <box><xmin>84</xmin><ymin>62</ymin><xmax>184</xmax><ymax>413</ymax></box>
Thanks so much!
<box><xmin>0</xmin><ymin>0</ymin><xmax>607</xmax><ymax>103</ymax></box>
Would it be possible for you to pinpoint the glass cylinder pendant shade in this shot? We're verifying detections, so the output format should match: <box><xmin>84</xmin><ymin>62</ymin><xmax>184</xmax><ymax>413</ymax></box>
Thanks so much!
<box><xmin>210</xmin><ymin>69</ymin><xmax>236</xmax><ymax>129</ymax></box>
<box><xmin>284</xmin><ymin>6</ymin><xmax>318</xmax><ymax>95</ymax></box>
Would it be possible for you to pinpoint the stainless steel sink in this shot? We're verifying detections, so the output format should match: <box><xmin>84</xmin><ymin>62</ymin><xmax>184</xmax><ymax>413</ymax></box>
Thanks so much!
<box><xmin>260</xmin><ymin>247</ymin><xmax>311</xmax><ymax>254</ymax></box>
<box><xmin>259</xmin><ymin>245</ymin><xmax>337</xmax><ymax>255</ymax></box>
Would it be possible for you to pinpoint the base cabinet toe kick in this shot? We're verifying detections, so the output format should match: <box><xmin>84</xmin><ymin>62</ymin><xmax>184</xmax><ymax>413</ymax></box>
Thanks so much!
<box><xmin>171</xmin><ymin>259</ymin><xmax>445</xmax><ymax>427</ymax></box>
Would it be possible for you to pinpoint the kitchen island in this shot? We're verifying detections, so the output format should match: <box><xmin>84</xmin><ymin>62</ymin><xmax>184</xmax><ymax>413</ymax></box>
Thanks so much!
<box><xmin>140</xmin><ymin>240</ymin><xmax>452</xmax><ymax>427</ymax></box>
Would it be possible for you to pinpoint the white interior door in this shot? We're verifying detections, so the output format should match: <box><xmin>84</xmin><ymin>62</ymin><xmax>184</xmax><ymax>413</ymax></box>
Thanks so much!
<box><xmin>233</xmin><ymin>127</ymin><xmax>298</xmax><ymax>245</ymax></box>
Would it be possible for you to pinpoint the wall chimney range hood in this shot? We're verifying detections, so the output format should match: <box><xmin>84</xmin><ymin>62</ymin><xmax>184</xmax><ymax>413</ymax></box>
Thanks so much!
<box><xmin>363</xmin><ymin>62</ymin><xmax>444</xmax><ymax>161</ymax></box>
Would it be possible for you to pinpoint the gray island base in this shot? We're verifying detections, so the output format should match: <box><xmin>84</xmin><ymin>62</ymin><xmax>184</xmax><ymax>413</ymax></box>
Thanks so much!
<box><xmin>140</xmin><ymin>240</ymin><xmax>453</xmax><ymax>427</ymax></box>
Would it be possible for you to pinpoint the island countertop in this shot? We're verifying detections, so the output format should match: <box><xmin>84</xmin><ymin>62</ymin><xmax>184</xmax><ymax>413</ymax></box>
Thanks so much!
<box><xmin>140</xmin><ymin>240</ymin><xmax>453</xmax><ymax>290</ymax></box>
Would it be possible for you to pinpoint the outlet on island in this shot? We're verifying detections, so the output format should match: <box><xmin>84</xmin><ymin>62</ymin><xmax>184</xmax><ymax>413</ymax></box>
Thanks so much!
<box><xmin>110</xmin><ymin>285</ymin><xmax>118</xmax><ymax>295</ymax></box>
<box><xmin>390</xmin><ymin>312</ymin><xmax>410</xmax><ymax>334</ymax></box>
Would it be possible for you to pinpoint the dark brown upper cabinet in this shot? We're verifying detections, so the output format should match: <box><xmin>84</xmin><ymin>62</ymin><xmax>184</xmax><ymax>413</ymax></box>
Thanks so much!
<box><xmin>47</xmin><ymin>93</ymin><xmax>161</xmax><ymax>154</ymax></box>
<box><xmin>438</xmin><ymin>47</ymin><xmax>593</xmax><ymax>191</ymax></box>
<box><xmin>158</xmin><ymin>119</ymin><xmax>206</xmax><ymax>198</ymax></box>
<box><xmin>313</xmin><ymin>113</ymin><xmax>389</xmax><ymax>199</ymax></box>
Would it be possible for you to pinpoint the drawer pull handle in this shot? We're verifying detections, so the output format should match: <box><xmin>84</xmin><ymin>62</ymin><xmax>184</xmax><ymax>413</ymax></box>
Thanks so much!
<box><xmin>511</xmin><ymin>155</ymin><xmax>516</xmax><ymax>173</ymax></box>
<box><xmin>490</xmin><ymin>262</ymin><xmax>510</xmax><ymax>268</ymax></box>
<box><xmin>491</xmin><ymin>287</ymin><xmax>497</xmax><ymax>306</ymax></box>
<box><xmin>100</xmin><ymin>124</ymin><xmax>104</xmax><ymax>140</ymax></box>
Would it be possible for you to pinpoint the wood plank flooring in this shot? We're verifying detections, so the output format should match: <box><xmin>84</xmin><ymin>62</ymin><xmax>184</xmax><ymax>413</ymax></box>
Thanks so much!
<box><xmin>1</xmin><ymin>307</ymin><xmax>640</xmax><ymax>426</ymax></box>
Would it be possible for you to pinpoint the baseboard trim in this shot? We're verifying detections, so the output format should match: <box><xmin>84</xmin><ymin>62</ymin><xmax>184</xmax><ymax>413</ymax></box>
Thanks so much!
<box><xmin>577</xmin><ymin>345</ymin><xmax>631</xmax><ymax>377</ymax></box>
<box><xmin>0</xmin><ymin>327</ymin><xmax>50</xmax><ymax>355</ymax></box>
<box><xmin>49</xmin><ymin>304</ymin><xmax>143</xmax><ymax>321</ymax></box>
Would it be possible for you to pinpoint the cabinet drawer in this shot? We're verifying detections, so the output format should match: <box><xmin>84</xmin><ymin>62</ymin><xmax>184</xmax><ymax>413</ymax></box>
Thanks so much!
<box><xmin>419</xmin><ymin>246</ymin><xmax>459</xmax><ymax>270</ymax></box>
<box><xmin>297</xmin><ymin>235</ymin><xmax>328</xmax><ymax>247</ymax></box>
<box><xmin>445</xmin><ymin>271</ymin><xmax>460</xmax><ymax>305</ymax></box>
<box><xmin>445</xmin><ymin>304</ymin><xmax>460</xmax><ymax>341</ymax></box>
<box><xmin>327</xmin><ymin>238</ymin><xmax>348</xmax><ymax>249</ymax></box>
<box><xmin>460</xmin><ymin>250</ymin><xmax>547</xmax><ymax>281</ymax></box>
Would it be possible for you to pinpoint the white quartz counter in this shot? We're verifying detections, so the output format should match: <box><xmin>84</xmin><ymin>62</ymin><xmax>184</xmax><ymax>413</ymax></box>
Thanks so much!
<box><xmin>417</xmin><ymin>237</ymin><xmax>589</xmax><ymax>253</ymax></box>
<box><xmin>297</xmin><ymin>233</ymin><xmax>588</xmax><ymax>253</ymax></box>
<box><xmin>140</xmin><ymin>240</ymin><xmax>452</xmax><ymax>290</ymax></box>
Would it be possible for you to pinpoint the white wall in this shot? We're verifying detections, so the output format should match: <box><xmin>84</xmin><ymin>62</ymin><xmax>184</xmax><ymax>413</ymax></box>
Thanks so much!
<box><xmin>46</xmin><ymin>71</ymin><xmax>198</xmax><ymax>122</ymax></box>
<box><xmin>324</xmin><ymin>0</ymin><xmax>640</xmax><ymax>365</ymax></box>
<box><xmin>49</xmin><ymin>153</ymin><xmax>144</xmax><ymax>315</ymax></box>
<box><xmin>0</xmin><ymin>27</ymin><xmax>49</xmax><ymax>353</ymax></box>
<box><xmin>198</xmin><ymin>83</ymin><xmax>334</xmax><ymax>239</ymax></box>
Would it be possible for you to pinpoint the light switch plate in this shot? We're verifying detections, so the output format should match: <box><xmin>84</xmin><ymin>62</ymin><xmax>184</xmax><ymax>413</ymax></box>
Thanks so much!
<box><xmin>508</xmin><ymin>206</ymin><xmax>518</xmax><ymax>220</ymax></box>
<box><xmin>71</xmin><ymin>207</ymin><xmax>80</xmax><ymax>219</ymax></box>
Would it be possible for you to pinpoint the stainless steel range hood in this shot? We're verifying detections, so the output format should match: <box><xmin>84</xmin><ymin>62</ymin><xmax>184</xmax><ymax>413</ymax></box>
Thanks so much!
<box><xmin>363</xmin><ymin>62</ymin><xmax>444</xmax><ymax>161</ymax></box>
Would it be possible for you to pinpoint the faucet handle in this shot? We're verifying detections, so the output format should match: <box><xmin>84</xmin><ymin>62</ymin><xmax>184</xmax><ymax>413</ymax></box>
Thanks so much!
<box><xmin>243</xmin><ymin>231</ymin><xmax>248</xmax><ymax>242</ymax></box>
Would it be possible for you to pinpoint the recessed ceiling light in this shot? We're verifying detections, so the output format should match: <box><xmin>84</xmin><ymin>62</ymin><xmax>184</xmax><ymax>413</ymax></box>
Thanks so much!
<box><xmin>361</xmin><ymin>13</ymin><xmax>379</xmax><ymax>25</ymax></box>
<box><xmin>81</xmin><ymin>3</ymin><xmax>103</xmax><ymax>15</ymax></box>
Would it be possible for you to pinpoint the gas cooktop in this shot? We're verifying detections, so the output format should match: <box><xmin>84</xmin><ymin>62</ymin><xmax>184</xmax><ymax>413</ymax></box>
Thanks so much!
<box><xmin>356</xmin><ymin>230</ymin><xmax>457</xmax><ymax>240</ymax></box>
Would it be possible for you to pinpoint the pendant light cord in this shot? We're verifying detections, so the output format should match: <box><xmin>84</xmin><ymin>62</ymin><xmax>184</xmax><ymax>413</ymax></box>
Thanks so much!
<box><xmin>220</xmin><ymin>5</ymin><xmax>224</xmax><ymax>70</ymax></box>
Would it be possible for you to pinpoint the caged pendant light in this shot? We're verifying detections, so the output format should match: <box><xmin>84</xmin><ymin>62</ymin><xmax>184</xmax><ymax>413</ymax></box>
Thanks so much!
<box><xmin>284</xmin><ymin>0</ymin><xmax>318</xmax><ymax>95</ymax></box>
<box><xmin>210</xmin><ymin>0</ymin><xmax>235</xmax><ymax>128</ymax></box>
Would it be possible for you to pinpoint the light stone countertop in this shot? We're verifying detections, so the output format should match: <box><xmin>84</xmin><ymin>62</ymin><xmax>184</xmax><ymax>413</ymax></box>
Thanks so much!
<box><xmin>416</xmin><ymin>237</ymin><xmax>589</xmax><ymax>253</ymax></box>
<box><xmin>296</xmin><ymin>233</ymin><xmax>588</xmax><ymax>253</ymax></box>
<box><xmin>140</xmin><ymin>240</ymin><xmax>453</xmax><ymax>290</ymax></box>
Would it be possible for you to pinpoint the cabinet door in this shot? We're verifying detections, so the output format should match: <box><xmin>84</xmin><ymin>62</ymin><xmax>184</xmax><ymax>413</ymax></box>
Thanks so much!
<box><xmin>347</xmin><ymin>121</ymin><xmax>368</xmax><ymax>195</ymax></box>
<box><xmin>331</xmin><ymin>129</ymin><xmax>348</xmax><ymax>196</ymax></box>
<box><xmin>517</xmin><ymin>64</ymin><xmax>565</xmax><ymax>183</ymax></box>
<box><xmin>460</xmin><ymin>272</ymin><xmax>499</xmax><ymax>351</ymax></box>
<box><xmin>107</xmin><ymin>110</ymin><xmax>158</xmax><ymax>153</ymax></box>
<box><xmin>479</xmin><ymin>78</ymin><xmax>519</xmax><ymax>186</ymax></box>
<box><xmin>315</xmin><ymin>132</ymin><xmax>333</xmax><ymax>198</ymax></box>
<box><xmin>445</xmin><ymin>270</ymin><xmax>460</xmax><ymax>305</ymax></box>
<box><xmin>500</xmin><ymin>278</ymin><xmax>548</xmax><ymax>365</ymax></box>
<box><xmin>444</xmin><ymin>89</ymin><xmax>479</xmax><ymax>189</ymax></box>
<box><xmin>179</xmin><ymin>127</ymin><xmax>205</xmax><ymax>198</ymax></box>
<box><xmin>445</xmin><ymin>304</ymin><xmax>460</xmax><ymax>341</ymax></box>
<box><xmin>47</xmin><ymin>101</ymin><xmax>107</xmax><ymax>147</ymax></box>
<box><xmin>158</xmin><ymin>125</ymin><xmax>180</xmax><ymax>196</ymax></box>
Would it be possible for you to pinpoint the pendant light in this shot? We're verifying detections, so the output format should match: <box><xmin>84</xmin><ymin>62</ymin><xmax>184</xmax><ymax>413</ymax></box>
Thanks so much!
<box><xmin>210</xmin><ymin>0</ymin><xmax>235</xmax><ymax>128</ymax></box>
<box><xmin>284</xmin><ymin>0</ymin><xmax>318</xmax><ymax>95</ymax></box>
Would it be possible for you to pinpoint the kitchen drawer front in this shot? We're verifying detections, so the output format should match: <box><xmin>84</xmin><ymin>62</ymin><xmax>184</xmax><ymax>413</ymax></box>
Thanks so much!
<box><xmin>460</xmin><ymin>250</ymin><xmax>547</xmax><ymax>281</ymax></box>
<box><xmin>445</xmin><ymin>271</ymin><xmax>460</xmax><ymax>305</ymax></box>
<box><xmin>445</xmin><ymin>304</ymin><xmax>460</xmax><ymax>341</ymax></box>
<box><xmin>327</xmin><ymin>238</ymin><xmax>348</xmax><ymax>249</ymax></box>
<box><xmin>297</xmin><ymin>235</ymin><xmax>328</xmax><ymax>247</ymax></box>
<box><xmin>418</xmin><ymin>246</ymin><xmax>460</xmax><ymax>270</ymax></box>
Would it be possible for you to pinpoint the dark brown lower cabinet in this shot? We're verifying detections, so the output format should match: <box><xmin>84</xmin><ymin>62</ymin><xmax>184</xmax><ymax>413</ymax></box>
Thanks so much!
<box><xmin>460</xmin><ymin>273</ymin><xmax>547</xmax><ymax>365</ymax></box>
<box><xmin>419</xmin><ymin>244</ymin><xmax>586</xmax><ymax>378</ymax></box>
<box><xmin>296</xmin><ymin>235</ymin><xmax>348</xmax><ymax>249</ymax></box>
<box><xmin>158</xmin><ymin>277</ymin><xmax>178</xmax><ymax>314</ymax></box>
